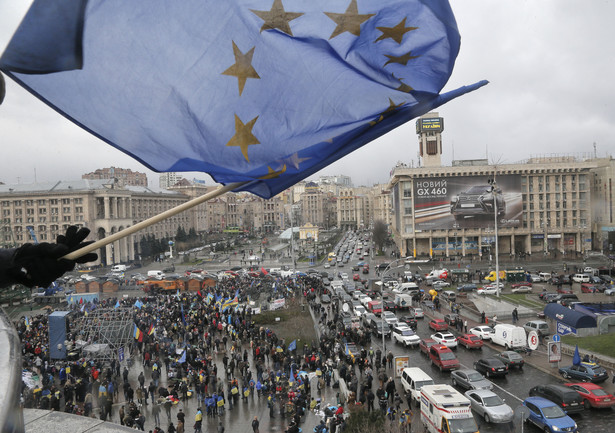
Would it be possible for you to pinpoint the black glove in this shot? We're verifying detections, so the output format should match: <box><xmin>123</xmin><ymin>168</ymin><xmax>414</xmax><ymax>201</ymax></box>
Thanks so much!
<box><xmin>8</xmin><ymin>226</ymin><xmax>98</xmax><ymax>288</ymax></box>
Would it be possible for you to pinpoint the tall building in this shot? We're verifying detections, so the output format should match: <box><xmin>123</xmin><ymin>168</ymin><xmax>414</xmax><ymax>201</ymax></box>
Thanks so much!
<box><xmin>159</xmin><ymin>172</ymin><xmax>184</xmax><ymax>189</ymax></box>
<box><xmin>0</xmin><ymin>179</ymin><xmax>189</xmax><ymax>265</ymax></box>
<box><xmin>82</xmin><ymin>167</ymin><xmax>147</xmax><ymax>187</ymax></box>
<box><xmin>416</xmin><ymin>112</ymin><xmax>444</xmax><ymax>168</ymax></box>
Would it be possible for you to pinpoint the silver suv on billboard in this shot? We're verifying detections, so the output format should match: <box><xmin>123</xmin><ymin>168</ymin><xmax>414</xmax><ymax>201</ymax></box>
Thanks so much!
<box><xmin>450</xmin><ymin>185</ymin><xmax>506</xmax><ymax>221</ymax></box>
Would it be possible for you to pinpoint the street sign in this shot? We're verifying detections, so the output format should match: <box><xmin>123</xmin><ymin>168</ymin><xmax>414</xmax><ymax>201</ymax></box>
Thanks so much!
<box><xmin>118</xmin><ymin>346</ymin><xmax>124</xmax><ymax>362</ymax></box>
<box><xmin>556</xmin><ymin>322</ymin><xmax>577</xmax><ymax>336</ymax></box>
<box><xmin>528</xmin><ymin>331</ymin><xmax>539</xmax><ymax>350</ymax></box>
<box><xmin>553</xmin><ymin>334</ymin><xmax>561</xmax><ymax>342</ymax></box>
<box><xmin>514</xmin><ymin>405</ymin><xmax>530</xmax><ymax>422</ymax></box>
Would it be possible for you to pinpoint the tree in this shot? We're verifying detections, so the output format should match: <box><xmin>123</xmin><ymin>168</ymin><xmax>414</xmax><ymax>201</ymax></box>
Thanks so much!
<box><xmin>372</xmin><ymin>220</ymin><xmax>388</xmax><ymax>253</ymax></box>
<box><xmin>175</xmin><ymin>226</ymin><xmax>188</xmax><ymax>242</ymax></box>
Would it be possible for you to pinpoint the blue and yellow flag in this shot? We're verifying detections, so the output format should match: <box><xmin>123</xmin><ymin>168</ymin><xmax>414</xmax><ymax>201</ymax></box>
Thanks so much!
<box><xmin>0</xmin><ymin>0</ymin><xmax>485</xmax><ymax>198</ymax></box>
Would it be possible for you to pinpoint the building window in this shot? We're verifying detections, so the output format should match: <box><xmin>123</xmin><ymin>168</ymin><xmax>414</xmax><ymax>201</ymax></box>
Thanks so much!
<box><xmin>63</xmin><ymin>207</ymin><xmax>71</xmax><ymax>213</ymax></box>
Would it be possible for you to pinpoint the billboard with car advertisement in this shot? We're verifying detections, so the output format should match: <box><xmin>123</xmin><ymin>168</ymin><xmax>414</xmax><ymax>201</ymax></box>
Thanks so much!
<box><xmin>413</xmin><ymin>175</ymin><xmax>522</xmax><ymax>230</ymax></box>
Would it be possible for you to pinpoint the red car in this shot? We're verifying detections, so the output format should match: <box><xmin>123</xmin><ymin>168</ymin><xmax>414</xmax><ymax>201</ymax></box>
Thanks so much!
<box><xmin>362</xmin><ymin>265</ymin><xmax>369</xmax><ymax>274</ymax></box>
<box><xmin>565</xmin><ymin>383</ymin><xmax>615</xmax><ymax>409</ymax></box>
<box><xmin>353</xmin><ymin>273</ymin><xmax>360</xmax><ymax>281</ymax></box>
<box><xmin>557</xmin><ymin>286</ymin><xmax>573</xmax><ymax>294</ymax></box>
<box><xmin>429</xmin><ymin>319</ymin><xmax>448</xmax><ymax>331</ymax></box>
<box><xmin>457</xmin><ymin>333</ymin><xmax>484</xmax><ymax>350</ymax></box>
<box><xmin>581</xmin><ymin>283</ymin><xmax>598</xmax><ymax>293</ymax></box>
<box><xmin>511</xmin><ymin>281</ymin><xmax>532</xmax><ymax>288</ymax></box>
<box><xmin>419</xmin><ymin>338</ymin><xmax>437</xmax><ymax>356</ymax></box>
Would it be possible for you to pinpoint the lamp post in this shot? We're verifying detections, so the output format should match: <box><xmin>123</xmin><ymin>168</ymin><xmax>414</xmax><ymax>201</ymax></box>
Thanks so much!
<box><xmin>487</xmin><ymin>178</ymin><xmax>500</xmax><ymax>298</ymax></box>
<box><xmin>380</xmin><ymin>258</ymin><xmax>404</xmax><ymax>353</ymax></box>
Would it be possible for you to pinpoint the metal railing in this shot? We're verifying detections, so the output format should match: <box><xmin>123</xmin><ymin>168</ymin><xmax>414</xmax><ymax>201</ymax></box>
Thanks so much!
<box><xmin>0</xmin><ymin>308</ymin><xmax>24</xmax><ymax>433</ymax></box>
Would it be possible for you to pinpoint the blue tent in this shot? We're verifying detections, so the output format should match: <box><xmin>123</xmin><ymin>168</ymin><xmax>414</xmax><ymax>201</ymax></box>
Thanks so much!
<box><xmin>544</xmin><ymin>303</ymin><xmax>596</xmax><ymax>329</ymax></box>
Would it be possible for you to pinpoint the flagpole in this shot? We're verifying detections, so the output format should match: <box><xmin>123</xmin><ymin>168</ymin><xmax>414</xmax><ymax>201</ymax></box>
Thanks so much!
<box><xmin>63</xmin><ymin>181</ymin><xmax>247</xmax><ymax>260</ymax></box>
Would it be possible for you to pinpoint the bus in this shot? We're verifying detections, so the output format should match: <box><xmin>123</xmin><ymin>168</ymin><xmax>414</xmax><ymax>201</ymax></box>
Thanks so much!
<box><xmin>328</xmin><ymin>252</ymin><xmax>336</xmax><ymax>262</ymax></box>
<box><xmin>223</xmin><ymin>226</ymin><xmax>241</xmax><ymax>233</ymax></box>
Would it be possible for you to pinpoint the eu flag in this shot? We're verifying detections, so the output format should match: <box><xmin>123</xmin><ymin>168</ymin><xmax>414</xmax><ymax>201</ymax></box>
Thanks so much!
<box><xmin>0</xmin><ymin>0</ymin><xmax>485</xmax><ymax>198</ymax></box>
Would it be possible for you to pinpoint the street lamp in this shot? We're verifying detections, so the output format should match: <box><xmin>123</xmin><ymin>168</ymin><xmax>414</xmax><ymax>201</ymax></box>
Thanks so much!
<box><xmin>380</xmin><ymin>258</ymin><xmax>405</xmax><ymax>353</ymax></box>
<box><xmin>487</xmin><ymin>178</ymin><xmax>500</xmax><ymax>298</ymax></box>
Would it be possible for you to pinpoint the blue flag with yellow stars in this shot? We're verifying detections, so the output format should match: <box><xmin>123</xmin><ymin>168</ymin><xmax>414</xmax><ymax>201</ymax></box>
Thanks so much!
<box><xmin>0</xmin><ymin>0</ymin><xmax>485</xmax><ymax>198</ymax></box>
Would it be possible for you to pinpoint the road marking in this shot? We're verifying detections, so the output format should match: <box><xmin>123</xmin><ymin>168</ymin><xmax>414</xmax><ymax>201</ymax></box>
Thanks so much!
<box><xmin>458</xmin><ymin>362</ymin><xmax>523</xmax><ymax>403</ymax></box>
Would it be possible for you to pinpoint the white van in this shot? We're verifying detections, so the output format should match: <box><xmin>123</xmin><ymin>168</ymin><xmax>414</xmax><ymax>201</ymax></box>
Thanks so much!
<box><xmin>112</xmin><ymin>264</ymin><xmax>127</xmax><ymax>273</ymax></box>
<box><xmin>401</xmin><ymin>367</ymin><xmax>435</xmax><ymax>407</ymax></box>
<box><xmin>147</xmin><ymin>270</ymin><xmax>165</xmax><ymax>280</ymax></box>
<box><xmin>572</xmin><ymin>273</ymin><xmax>590</xmax><ymax>283</ymax></box>
<box><xmin>420</xmin><ymin>384</ymin><xmax>478</xmax><ymax>433</ymax></box>
<box><xmin>393</xmin><ymin>282</ymin><xmax>419</xmax><ymax>295</ymax></box>
<box><xmin>490</xmin><ymin>324</ymin><xmax>526</xmax><ymax>350</ymax></box>
<box><xmin>538</xmin><ymin>272</ymin><xmax>552</xmax><ymax>282</ymax></box>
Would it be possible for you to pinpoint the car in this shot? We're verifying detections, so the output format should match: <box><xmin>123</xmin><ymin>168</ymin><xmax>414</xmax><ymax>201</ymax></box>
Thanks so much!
<box><xmin>353</xmin><ymin>305</ymin><xmax>366</xmax><ymax>317</ymax></box>
<box><xmin>382</xmin><ymin>300</ymin><xmax>396</xmax><ymax>312</ymax></box>
<box><xmin>432</xmin><ymin>280</ymin><xmax>450</xmax><ymax>289</ymax></box>
<box><xmin>451</xmin><ymin>369</ymin><xmax>493</xmax><ymax>391</ymax></box>
<box><xmin>382</xmin><ymin>311</ymin><xmax>399</xmax><ymax>327</ymax></box>
<box><xmin>443</xmin><ymin>313</ymin><xmax>459</xmax><ymax>326</ymax></box>
<box><xmin>469</xmin><ymin>326</ymin><xmax>493</xmax><ymax>340</ymax></box>
<box><xmin>457</xmin><ymin>283</ymin><xmax>477</xmax><ymax>292</ymax></box>
<box><xmin>352</xmin><ymin>265</ymin><xmax>360</xmax><ymax>271</ymax></box>
<box><xmin>371</xmin><ymin>319</ymin><xmax>391</xmax><ymax>338</ymax></box>
<box><xmin>581</xmin><ymin>283</ymin><xmax>598</xmax><ymax>293</ymax></box>
<box><xmin>542</xmin><ymin>293</ymin><xmax>560</xmax><ymax>303</ymax></box>
<box><xmin>352</xmin><ymin>273</ymin><xmax>360</xmax><ymax>281</ymax></box>
<box><xmin>523</xmin><ymin>320</ymin><xmax>550</xmax><ymax>336</ymax></box>
<box><xmin>392</xmin><ymin>325</ymin><xmax>421</xmax><ymax>347</ymax></box>
<box><xmin>431</xmin><ymin>332</ymin><xmax>458</xmax><ymax>348</ymax></box>
<box><xmin>523</xmin><ymin>397</ymin><xmax>578</xmax><ymax>433</ymax></box>
<box><xmin>429</xmin><ymin>345</ymin><xmax>459</xmax><ymax>372</ymax></box>
<box><xmin>477</xmin><ymin>286</ymin><xmax>498</xmax><ymax>295</ymax></box>
<box><xmin>529</xmin><ymin>274</ymin><xmax>541</xmax><ymax>283</ymax></box>
<box><xmin>557</xmin><ymin>286</ymin><xmax>573</xmax><ymax>294</ymax></box>
<box><xmin>320</xmin><ymin>294</ymin><xmax>331</xmax><ymax>303</ymax></box>
<box><xmin>606</xmin><ymin>287</ymin><xmax>615</xmax><ymax>296</ymax></box>
<box><xmin>465</xmin><ymin>389</ymin><xmax>513</xmax><ymax>424</ymax></box>
<box><xmin>474</xmin><ymin>358</ymin><xmax>508</xmax><ymax>378</ymax></box>
<box><xmin>409</xmin><ymin>307</ymin><xmax>424</xmax><ymax>318</ymax></box>
<box><xmin>511</xmin><ymin>281</ymin><xmax>532</xmax><ymax>289</ymax></box>
<box><xmin>398</xmin><ymin>315</ymin><xmax>417</xmax><ymax>330</ymax></box>
<box><xmin>419</xmin><ymin>338</ymin><xmax>437</xmax><ymax>356</ymax></box>
<box><xmin>324</xmin><ymin>263</ymin><xmax>331</xmax><ymax>269</ymax></box>
<box><xmin>450</xmin><ymin>184</ymin><xmax>506</xmax><ymax>220</ymax></box>
<box><xmin>559</xmin><ymin>362</ymin><xmax>609</xmax><ymax>383</ymax></box>
<box><xmin>457</xmin><ymin>334</ymin><xmax>484</xmax><ymax>350</ymax></box>
<box><xmin>494</xmin><ymin>351</ymin><xmax>524</xmax><ymax>369</ymax></box>
<box><xmin>564</xmin><ymin>383</ymin><xmax>615</xmax><ymax>409</ymax></box>
<box><xmin>429</xmin><ymin>319</ymin><xmax>448</xmax><ymax>331</ymax></box>
<box><xmin>529</xmin><ymin>384</ymin><xmax>584</xmax><ymax>414</ymax></box>
<box><xmin>511</xmin><ymin>282</ymin><xmax>533</xmax><ymax>293</ymax></box>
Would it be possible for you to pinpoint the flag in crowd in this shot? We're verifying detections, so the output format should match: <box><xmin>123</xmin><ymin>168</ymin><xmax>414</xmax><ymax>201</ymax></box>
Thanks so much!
<box><xmin>288</xmin><ymin>339</ymin><xmax>297</xmax><ymax>352</ymax></box>
<box><xmin>133</xmin><ymin>325</ymin><xmax>143</xmax><ymax>343</ymax></box>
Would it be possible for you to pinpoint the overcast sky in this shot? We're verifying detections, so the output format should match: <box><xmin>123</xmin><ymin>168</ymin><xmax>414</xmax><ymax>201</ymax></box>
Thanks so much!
<box><xmin>1</xmin><ymin>1</ymin><xmax>613</xmax><ymax>189</ymax></box>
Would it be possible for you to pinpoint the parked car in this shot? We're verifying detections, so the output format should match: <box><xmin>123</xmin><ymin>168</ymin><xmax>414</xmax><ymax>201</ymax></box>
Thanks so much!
<box><xmin>495</xmin><ymin>351</ymin><xmax>524</xmax><ymax>369</ymax></box>
<box><xmin>465</xmin><ymin>389</ymin><xmax>513</xmax><ymax>424</ymax></box>
<box><xmin>431</xmin><ymin>332</ymin><xmax>458</xmax><ymax>348</ymax></box>
<box><xmin>457</xmin><ymin>283</ymin><xmax>477</xmax><ymax>292</ymax></box>
<box><xmin>428</xmin><ymin>319</ymin><xmax>448</xmax><ymax>331</ymax></box>
<box><xmin>558</xmin><ymin>362</ymin><xmax>609</xmax><ymax>383</ymax></box>
<box><xmin>382</xmin><ymin>311</ymin><xmax>398</xmax><ymax>327</ymax></box>
<box><xmin>523</xmin><ymin>397</ymin><xmax>578</xmax><ymax>433</ymax></box>
<box><xmin>511</xmin><ymin>284</ymin><xmax>533</xmax><ymax>294</ymax></box>
<box><xmin>419</xmin><ymin>338</ymin><xmax>437</xmax><ymax>356</ymax></box>
<box><xmin>523</xmin><ymin>320</ymin><xmax>550</xmax><ymax>336</ymax></box>
<box><xmin>457</xmin><ymin>334</ymin><xmax>484</xmax><ymax>350</ymax></box>
<box><xmin>529</xmin><ymin>384</ymin><xmax>584</xmax><ymax>414</ymax></box>
<box><xmin>474</xmin><ymin>358</ymin><xmax>508</xmax><ymax>378</ymax></box>
<box><xmin>511</xmin><ymin>281</ymin><xmax>532</xmax><ymax>289</ymax></box>
<box><xmin>564</xmin><ymin>383</ymin><xmax>615</xmax><ymax>409</ymax></box>
<box><xmin>529</xmin><ymin>274</ymin><xmax>541</xmax><ymax>283</ymax></box>
<box><xmin>451</xmin><ymin>369</ymin><xmax>492</xmax><ymax>391</ymax></box>
<box><xmin>392</xmin><ymin>325</ymin><xmax>421</xmax><ymax>347</ymax></box>
<box><xmin>556</xmin><ymin>286</ymin><xmax>573</xmax><ymax>294</ymax></box>
<box><xmin>477</xmin><ymin>286</ymin><xmax>498</xmax><ymax>295</ymax></box>
<box><xmin>469</xmin><ymin>326</ymin><xmax>493</xmax><ymax>340</ymax></box>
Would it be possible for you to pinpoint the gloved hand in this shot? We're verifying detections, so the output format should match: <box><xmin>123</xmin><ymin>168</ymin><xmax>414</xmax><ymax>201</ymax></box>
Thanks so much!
<box><xmin>8</xmin><ymin>226</ymin><xmax>98</xmax><ymax>288</ymax></box>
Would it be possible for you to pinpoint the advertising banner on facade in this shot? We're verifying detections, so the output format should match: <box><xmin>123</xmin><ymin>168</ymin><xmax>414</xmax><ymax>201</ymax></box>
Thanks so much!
<box><xmin>414</xmin><ymin>175</ymin><xmax>522</xmax><ymax>230</ymax></box>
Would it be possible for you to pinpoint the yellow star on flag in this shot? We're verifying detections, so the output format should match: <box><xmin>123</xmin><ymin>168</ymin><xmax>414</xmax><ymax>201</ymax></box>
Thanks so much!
<box><xmin>325</xmin><ymin>0</ymin><xmax>375</xmax><ymax>39</ymax></box>
<box><xmin>226</xmin><ymin>115</ymin><xmax>260</xmax><ymax>161</ymax></box>
<box><xmin>222</xmin><ymin>41</ymin><xmax>260</xmax><ymax>96</ymax></box>
<box><xmin>384</xmin><ymin>50</ymin><xmax>419</xmax><ymax>67</ymax></box>
<box><xmin>251</xmin><ymin>0</ymin><xmax>303</xmax><ymax>36</ymax></box>
<box><xmin>375</xmin><ymin>18</ymin><xmax>417</xmax><ymax>44</ymax></box>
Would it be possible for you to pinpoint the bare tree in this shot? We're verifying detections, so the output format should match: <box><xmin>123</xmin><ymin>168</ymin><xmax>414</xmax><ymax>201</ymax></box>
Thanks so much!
<box><xmin>372</xmin><ymin>220</ymin><xmax>388</xmax><ymax>254</ymax></box>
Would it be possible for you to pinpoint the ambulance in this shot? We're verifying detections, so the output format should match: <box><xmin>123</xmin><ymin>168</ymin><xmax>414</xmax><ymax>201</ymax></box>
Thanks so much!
<box><xmin>420</xmin><ymin>384</ymin><xmax>479</xmax><ymax>433</ymax></box>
